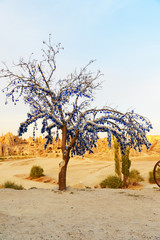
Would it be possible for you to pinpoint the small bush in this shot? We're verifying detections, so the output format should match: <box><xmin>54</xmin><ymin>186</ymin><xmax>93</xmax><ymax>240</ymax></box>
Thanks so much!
<box><xmin>128</xmin><ymin>169</ymin><xmax>144</xmax><ymax>185</ymax></box>
<box><xmin>30</xmin><ymin>165</ymin><xmax>44</xmax><ymax>178</ymax></box>
<box><xmin>148</xmin><ymin>171</ymin><xmax>155</xmax><ymax>184</ymax></box>
<box><xmin>149</xmin><ymin>169</ymin><xmax>160</xmax><ymax>184</ymax></box>
<box><xmin>100</xmin><ymin>175</ymin><xmax>122</xmax><ymax>189</ymax></box>
<box><xmin>3</xmin><ymin>181</ymin><xmax>24</xmax><ymax>190</ymax></box>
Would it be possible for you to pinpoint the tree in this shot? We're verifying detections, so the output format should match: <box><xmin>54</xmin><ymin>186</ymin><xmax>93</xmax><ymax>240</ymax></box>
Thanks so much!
<box><xmin>0</xmin><ymin>35</ymin><xmax>152</xmax><ymax>190</ymax></box>
<box><xmin>113</xmin><ymin>137</ymin><xmax>122</xmax><ymax>180</ymax></box>
<box><xmin>113</xmin><ymin>138</ymin><xmax>131</xmax><ymax>187</ymax></box>
<box><xmin>121</xmin><ymin>147</ymin><xmax>131</xmax><ymax>187</ymax></box>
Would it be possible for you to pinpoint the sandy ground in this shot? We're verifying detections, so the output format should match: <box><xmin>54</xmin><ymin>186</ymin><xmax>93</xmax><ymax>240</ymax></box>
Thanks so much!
<box><xmin>0</xmin><ymin>156</ymin><xmax>159</xmax><ymax>189</ymax></box>
<box><xmin>0</xmin><ymin>187</ymin><xmax>160</xmax><ymax>240</ymax></box>
<box><xmin>0</xmin><ymin>156</ymin><xmax>160</xmax><ymax>239</ymax></box>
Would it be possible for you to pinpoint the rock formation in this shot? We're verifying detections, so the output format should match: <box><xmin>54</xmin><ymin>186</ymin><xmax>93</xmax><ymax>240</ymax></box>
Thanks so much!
<box><xmin>0</xmin><ymin>132</ymin><xmax>159</xmax><ymax>158</ymax></box>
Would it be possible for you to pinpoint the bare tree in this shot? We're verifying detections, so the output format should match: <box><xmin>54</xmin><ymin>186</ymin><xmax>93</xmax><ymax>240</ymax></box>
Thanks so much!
<box><xmin>0</xmin><ymin>35</ymin><xmax>152</xmax><ymax>190</ymax></box>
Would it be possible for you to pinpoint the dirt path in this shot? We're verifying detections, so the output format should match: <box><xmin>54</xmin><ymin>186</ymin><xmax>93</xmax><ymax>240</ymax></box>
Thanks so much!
<box><xmin>0</xmin><ymin>187</ymin><xmax>160</xmax><ymax>240</ymax></box>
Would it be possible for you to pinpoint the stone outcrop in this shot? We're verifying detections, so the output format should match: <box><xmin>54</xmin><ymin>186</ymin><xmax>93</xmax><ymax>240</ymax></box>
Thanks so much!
<box><xmin>0</xmin><ymin>143</ymin><xmax>3</xmax><ymax>156</ymax></box>
<box><xmin>0</xmin><ymin>132</ymin><xmax>159</xmax><ymax>158</ymax></box>
<box><xmin>0</xmin><ymin>132</ymin><xmax>26</xmax><ymax>156</ymax></box>
<box><xmin>0</xmin><ymin>143</ymin><xmax>11</xmax><ymax>156</ymax></box>
<box><xmin>4</xmin><ymin>132</ymin><xmax>15</xmax><ymax>146</ymax></box>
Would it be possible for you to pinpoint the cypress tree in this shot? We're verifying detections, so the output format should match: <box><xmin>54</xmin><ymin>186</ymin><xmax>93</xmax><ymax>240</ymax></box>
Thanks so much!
<box><xmin>113</xmin><ymin>138</ymin><xmax>122</xmax><ymax>180</ymax></box>
<box><xmin>121</xmin><ymin>147</ymin><xmax>131</xmax><ymax>187</ymax></box>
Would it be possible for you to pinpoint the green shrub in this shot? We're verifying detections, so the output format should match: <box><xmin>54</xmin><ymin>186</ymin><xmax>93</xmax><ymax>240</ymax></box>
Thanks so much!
<box><xmin>128</xmin><ymin>169</ymin><xmax>144</xmax><ymax>185</ymax></box>
<box><xmin>148</xmin><ymin>171</ymin><xmax>155</xmax><ymax>184</ymax></box>
<box><xmin>100</xmin><ymin>175</ymin><xmax>122</xmax><ymax>189</ymax></box>
<box><xmin>30</xmin><ymin>165</ymin><xmax>44</xmax><ymax>178</ymax></box>
<box><xmin>3</xmin><ymin>181</ymin><xmax>24</xmax><ymax>190</ymax></box>
<box><xmin>149</xmin><ymin>169</ymin><xmax>160</xmax><ymax>184</ymax></box>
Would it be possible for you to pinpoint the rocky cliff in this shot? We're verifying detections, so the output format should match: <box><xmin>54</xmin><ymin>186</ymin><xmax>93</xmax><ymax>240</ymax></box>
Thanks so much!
<box><xmin>0</xmin><ymin>132</ymin><xmax>160</xmax><ymax>159</ymax></box>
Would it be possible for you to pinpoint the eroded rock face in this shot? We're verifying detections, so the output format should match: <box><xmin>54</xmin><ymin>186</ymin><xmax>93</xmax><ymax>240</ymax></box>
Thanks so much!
<box><xmin>0</xmin><ymin>136</ymin><xmax>5</xmax><ymax>144</ymax></box>
<box><xmin>2</xmin><ymin>132</ymin><xmax>15</xmax><ymax>146</ymax></box>
<box><xmin>0</xmin><ymin>132</ymin><xmax>25</xmax><ymax>146</ymax></box>
<box><xmin>0</xmin><ymin>132</ymin><xmax>159</xmax><ymax>158</ymax></box>
<box><xmin>0</xmin><ymin>133</ymin><xmax>24</xmax><ymax>156</ymax></box>
<box><xmin>0</xmin><ymin>143</ymin><xmax>11</xmax><ymax>156</ymax></box>
<box><xmin>0</xmin><ymin>133</ymin><xmax>13</xmax><ymax>156</ymax></box>
<box><xmin>0</xmin><ymin>143</ymin><xmax>3</xmax><ymax>156</ymax></box>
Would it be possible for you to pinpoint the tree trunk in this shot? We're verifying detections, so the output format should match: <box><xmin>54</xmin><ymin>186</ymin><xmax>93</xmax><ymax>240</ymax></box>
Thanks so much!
<box><xmin>123</xmin><ymin>175</ymin><xmax>128</xmax><ymax>188</ymax></box>
<box><xmin>58</xmin><ymin>149</ymin><xmax>70</xmax><ymax>190</ymax></box>
<box><xmin>58</xmin><ymin>124</ymin><xmax>69</xmax><ymax>191</ymax></box>
<box><xmin>58</xmin><ymin>158</ymin><xmax>69</xmax><ymax>191</ymax></box>
<box><xmin>58</xmin><ymin>124</ymin><xmax>79</xmax><ymax>190</ymax></box>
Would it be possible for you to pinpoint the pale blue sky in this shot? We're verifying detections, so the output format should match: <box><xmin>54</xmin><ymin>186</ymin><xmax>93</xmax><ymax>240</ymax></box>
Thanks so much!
<box><xmin>0</xmin><ymin>0</ymin><xmax>160</xmax><ymax>137</ymax></box>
